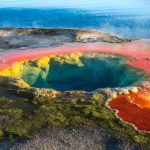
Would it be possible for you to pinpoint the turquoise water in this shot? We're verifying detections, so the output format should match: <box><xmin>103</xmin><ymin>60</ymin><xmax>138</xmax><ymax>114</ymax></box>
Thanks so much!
<box><xmin>17</xmin><ymin>54</ymin><xmax>145</xmax><ymax>91</ymax></box>
<box><xmin>0</xmin><ymin>0</ymin><xmax>149</xmax><ymax>38</ymax></box>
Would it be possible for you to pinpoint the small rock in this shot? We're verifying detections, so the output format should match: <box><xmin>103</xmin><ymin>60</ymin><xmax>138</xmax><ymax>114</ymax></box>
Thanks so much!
<box><xmin>112</xmin><ymin>92</ymin><xmax>117</xmax><ymax>99</ymax></box>
<box><xmin>129</xmin><ymin>87</ymin><xmax>138</xmax><ymax>93</ymax></box>
<box><xmin>122</xmin><ymin>89</ymin><xmax>129</xmax><ymax>95</ymax></box>
<box><xmin>118</xmin><ymin>92</ymin><xmax>122</xmax><ymax>95</ymax></box>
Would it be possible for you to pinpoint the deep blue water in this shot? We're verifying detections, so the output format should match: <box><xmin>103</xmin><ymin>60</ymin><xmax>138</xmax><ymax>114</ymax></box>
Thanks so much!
<box><xmin>0</xmin><ymin>8</ymin><xmax>150</xmax><ymax>38</ymax></box>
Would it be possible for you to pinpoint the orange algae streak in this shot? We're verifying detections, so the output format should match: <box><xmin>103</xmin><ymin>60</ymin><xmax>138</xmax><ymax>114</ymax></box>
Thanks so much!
<box><xmin>131</xmin><ymin>89</ymin><xmax>150</xmax><ymax>109</ymax></box>
<box><xmin>108</xmin><ymin>89</ymin><xmax>150</xmax><ymax>132</ymax></box>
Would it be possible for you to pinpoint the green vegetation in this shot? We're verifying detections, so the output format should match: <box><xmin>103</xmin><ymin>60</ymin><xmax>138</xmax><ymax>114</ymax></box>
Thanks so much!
<box><xmin>0</xmin><ymin>92</ymin><xmax>149</xmax><ymax>148</ymax></box>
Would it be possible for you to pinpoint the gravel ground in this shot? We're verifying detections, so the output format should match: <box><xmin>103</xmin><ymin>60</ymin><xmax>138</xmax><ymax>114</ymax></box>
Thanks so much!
<box><xmin>0</xmin><ymin>126</ymin><xmax>143</xmax><ymax>150</ymax></box>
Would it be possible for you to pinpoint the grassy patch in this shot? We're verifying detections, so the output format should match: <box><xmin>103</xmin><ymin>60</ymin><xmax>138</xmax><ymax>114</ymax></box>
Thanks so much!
<box><xmin>0</xmin><ymin>93</ymin><xmax>149</xmax><ymax>148</ymax></box>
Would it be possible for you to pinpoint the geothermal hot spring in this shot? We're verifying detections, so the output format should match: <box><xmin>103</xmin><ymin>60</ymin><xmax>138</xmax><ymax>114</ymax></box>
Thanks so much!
<box><xmin>0</xmin><ymin>42</ymin><xmax>150</xmax><ymax>132</ymax></box>
<box><xmin>0</xmin><ymin>53</ymin><xmax>146</xmax><ymax>91</ymax></box>
<box><xmin>0</xmin><ymin>42</ymin><xmax>150</xmax><ymax>92</ymax></box>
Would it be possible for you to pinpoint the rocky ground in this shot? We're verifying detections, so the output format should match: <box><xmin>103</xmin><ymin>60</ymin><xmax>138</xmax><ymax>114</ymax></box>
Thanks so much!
<box><xmin>0</xmin><ymin>28</ymin><xmax>132</xmax><ymax>49</ymax></box>
<box><xmin>0</xmin><ymin>126</ymin><xmax>143</xmax><ymax>150</ymax></box>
